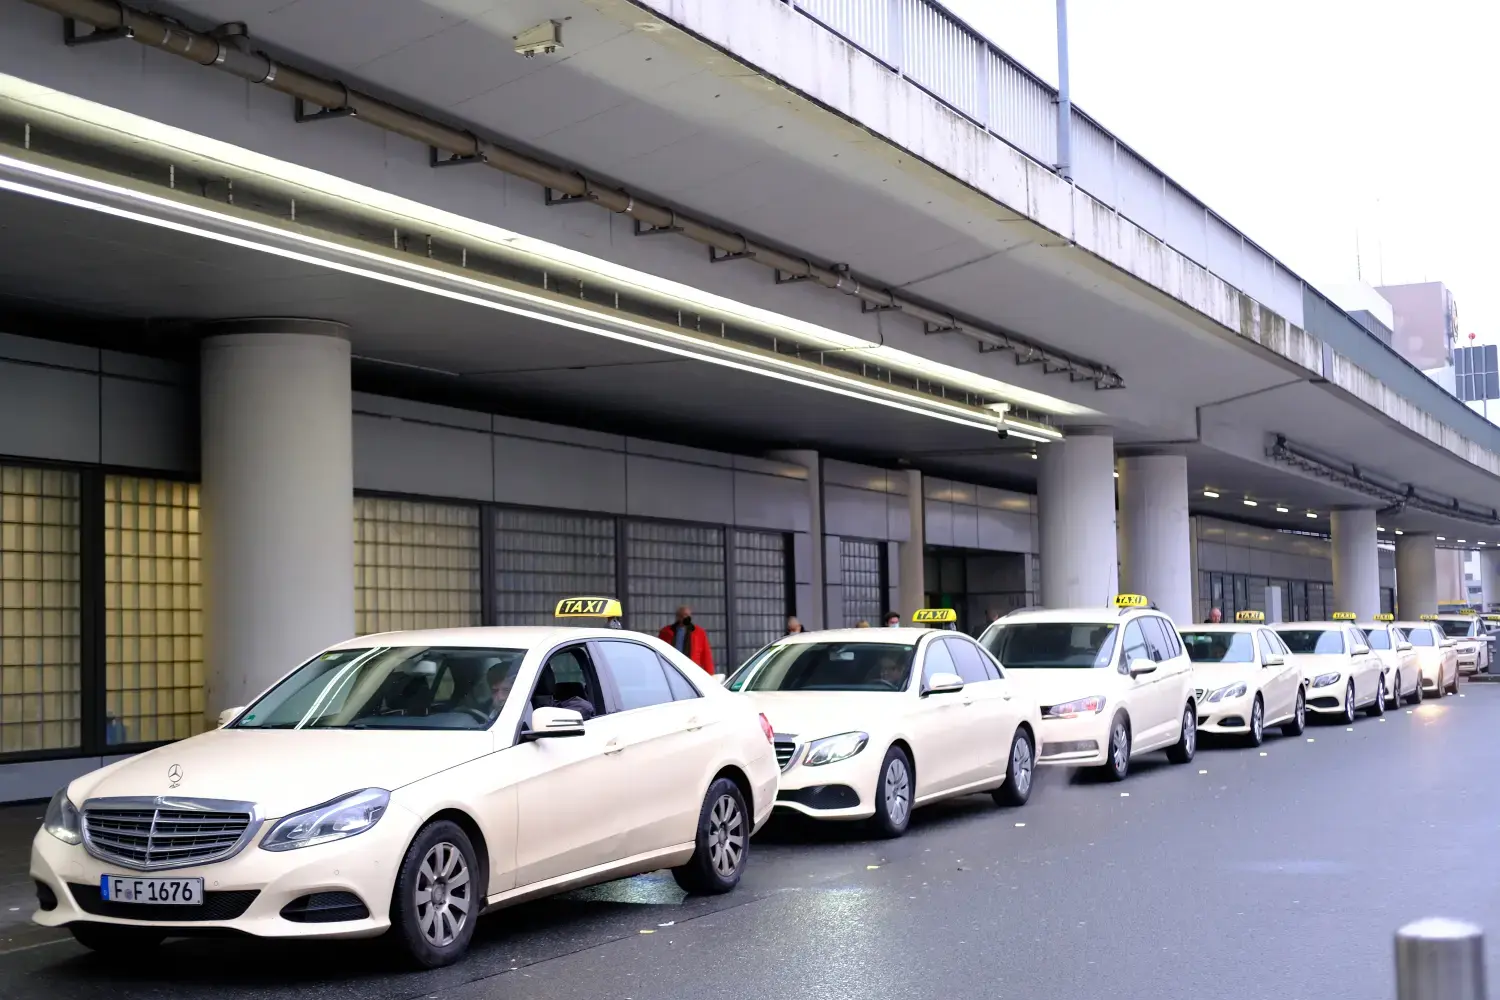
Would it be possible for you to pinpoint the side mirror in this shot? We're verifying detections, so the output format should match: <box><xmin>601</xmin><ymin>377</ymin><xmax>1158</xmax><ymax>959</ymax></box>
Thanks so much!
<box><xmin>1398</xmin><ymin>642</ymin><xmax>1413</xmax><ymax>652</ymax></box>
<box><xmin>1441</xmin><ymin>639</ymin><xmax>1458</xmax><ymax>649</ymax></box>
<box><xmin>217</xmin><ymin>707</ymin><xmax>245</xmax><ymax>728</ymax></box>
<box><xmin>521</xmin><ymin>707</ymin><xmax>586</xmax><ymax>741</ymax></box>
<box><xmin>921</xmin><ymin>672</ymin><xmax>965</xmax><ymax>697</ymax></box>
<box><xmin>1128</xmin><ymin>658</ymin><xmax>1157</xmax><ymax>677</ymax></box>
<box><xmin>1352</xmin><ymin>644</ymin><xmax>1371</xmax><ymax>656</ymax></box>
<box><xmin>1263</xmin><ymin>654</ymin><xmax>1285</xmax><ymax>668</ymax></box>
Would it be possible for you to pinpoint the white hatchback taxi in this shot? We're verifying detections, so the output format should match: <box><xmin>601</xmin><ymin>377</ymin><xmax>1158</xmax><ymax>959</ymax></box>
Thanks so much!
<box><xmin>1360</xmin><ymin>614</ymin><xmax>1423</xmax><ymax>707</ymax></box>
<box><xmin>727</xmin><ymin>610</ymin><xmax>1041</xmax><ymax>838</ymax></box>
<box><xmin>1272</xmin><ymin>615</ymin><xmax>1386</xmax><ymax>722</ymax></box>
<box><xmin>1176</xmin><ymin>611</ymin><xmax>1306</xmax><ymax>746</ymax></box>
<box><xmin>977</xmin><ymin>596</ymin><xmax>1197</xmax><ymax>781</ymax></box>
<box><xmin>31</xmin><ymin>598</ymin><xmax>779</xmax><ymax>967</ymax></box>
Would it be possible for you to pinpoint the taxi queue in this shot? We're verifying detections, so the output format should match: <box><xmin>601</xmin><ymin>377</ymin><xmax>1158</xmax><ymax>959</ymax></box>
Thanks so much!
<box><xmin>28</xmin><ymin>594</ymin><xmax>1488</xmax><ymax>968</ymax></box>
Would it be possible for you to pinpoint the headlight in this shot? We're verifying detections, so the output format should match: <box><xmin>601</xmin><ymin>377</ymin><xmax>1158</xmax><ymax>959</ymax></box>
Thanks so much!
<box><xmin>803</xmin><ymin>732</ymin><xmax>869</xmax><ymax>767</ymax></box>
<box><xmin>1311</xmin><ymin>672</ymin><xmax>1342</xmax><ymax>688</ymax></box>
<box><xmin>42</xmin><ymin>789</ymin><xmax>81</xmax><ymax>846</ymax></box>
<box><xmin>260</xmin><ymin>788</ymin><xmax>389</xmax><ymax>852</ymax></box>
<box><xmin>1208</xmin><ymin>683</ymin><xmax>1248</xmax><ymax>703</ymax></box>
<box><xmin>1046</xmin><ymin>696</ymin><xmax>1106</xmax><ymax>719</ymax></box>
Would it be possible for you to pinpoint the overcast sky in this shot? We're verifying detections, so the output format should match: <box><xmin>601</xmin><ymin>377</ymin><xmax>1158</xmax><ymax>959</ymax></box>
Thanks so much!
<box><xmin>941</xmin><ymin>0</ymin><xmax>1498</xmax><ymax>343</ymax></box>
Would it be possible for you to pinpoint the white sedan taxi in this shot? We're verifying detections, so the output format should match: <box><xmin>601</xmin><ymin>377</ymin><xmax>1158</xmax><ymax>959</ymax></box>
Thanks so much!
<box><xmin>726</xmin><ymin>611</ymin><xmax>1041</xmax><ymax>839</ymax></box>
<box><xmin>1360</xmin><ymin>615</ymin><xmax>1423</xmax><ymax>707</ymax></box>
<box><xmin>976</xmin><ymin>595</ymin><xmax>1197</xmax><ymax>782</ymax></box>
<box><xmin>1176</xmin><ymin>611</ymin><xmax>1306</xmax><ymax>746</ymax></box>
<box><xmin>1272</xmin><ymin>615</ymin><xmax>1386</xmax><ymax>723</ymax></box>
<box><xmin>1398</xmin><ymin>620</ymin><xmax>1461</xmax><ymax>696</ymax></box>
<box><xmin>1424</xmin><ymin>612</ymin><xmax>1492</xmax><ymax>675</ymax></box>
<box><xmin>31</xmin><ymin>598</ymin><xmax>779</xmax><ymax>967</ymax></box>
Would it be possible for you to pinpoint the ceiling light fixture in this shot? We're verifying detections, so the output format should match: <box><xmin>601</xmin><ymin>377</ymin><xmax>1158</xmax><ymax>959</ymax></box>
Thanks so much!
<box><xmin>1394</xmin><ymin>530</ymin><xmax>1404</xmax><ymax>535</ymax></box>
<box><xmin>1243</xmin><ymin>499</ymin><xmax>1258</xmax><ymax>507</ymax></box>
<box><xmin>1306</xmin><ymin>511</ymin><xmax>1319</xmax><ymax>519</ymax></box>
<box><xmin>1377</xmin><ymin>526</ymin><xmax>1385</xmax><ymax>532</ymax></box>
<box><xmin>1203</xmin><ymin>490</ymin><xmax>1220</xmax><ymax>499</ymax></box>
<box><xmin>1438</xmin><ymin>536</ymin><xmax>1447</xmax><ymax>541</ymax></box>
<box><xmin>1459</xmin><ymin>539</ymin><xmax>1468</xmax><ymax>544</ymax></box>
<box><xmin>1275</xmin><ymin>506</ymin><xmax>1289</xmax><ymax>513</ymax></box>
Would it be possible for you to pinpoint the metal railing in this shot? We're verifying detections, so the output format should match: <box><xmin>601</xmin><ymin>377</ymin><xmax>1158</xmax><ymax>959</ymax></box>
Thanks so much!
<box><xmin>1396</xmin><ymin>918</ymin><xmax>1486</xmax><ymax>1000</ymax></box>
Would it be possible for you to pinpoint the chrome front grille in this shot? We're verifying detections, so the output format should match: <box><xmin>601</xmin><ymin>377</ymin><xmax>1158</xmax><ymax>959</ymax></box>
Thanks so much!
<box><xmin>82</xmin><ymin>798</ymin><xmax>257</xmax><ymax>871</ymax></box>
<box><xmin>1194</xmin><ymin>688</ymin><xmax>1206</xmax><ymax>701</ymax></box>
<box><xmin>773</xmin><ymin>738</ymin><xmax>798</xmax><ymax>771</ymax></box>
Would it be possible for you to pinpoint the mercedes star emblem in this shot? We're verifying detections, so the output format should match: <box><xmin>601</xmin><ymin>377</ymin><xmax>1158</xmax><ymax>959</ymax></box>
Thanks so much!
<box><xmin>167</xmin><ymin>764</ymin><xmax>183</xmax><ymax>788</ymax></box>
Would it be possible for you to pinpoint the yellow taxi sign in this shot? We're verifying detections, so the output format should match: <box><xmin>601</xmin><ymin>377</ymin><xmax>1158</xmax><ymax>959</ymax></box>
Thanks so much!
<box><xmin>1420</xmin><ymin>614</ymin><xmax>1439</xmax><ymax>621</ymax></box>
<box><xmin>912</xmin><ymin>608</ymin><xmax>958</xmax><ymax>624</ymax></box>
<box><xmin>1331</xmin><ymin>612</ymin><xmax>1356</xmax><ymax>620</ymax></box>
<box><xmin>1485</xmin><ymin>615</ymin><xmax>1500</xmax><ymax>622</ymax></box>
<box><xmin>1374</xmin><ymin>613</ymin><xmax>1395</xmax><ymax>622</ymax></box>
<box><xmin>1235</xmin><ymin>610</ymin><xmax>1265</xmax><ymax>623</ymax></box>
<box><xmin>554</xmin><ymin>597</ymin><xmax>623</xmax><ymax>619</ymax></box>
<box><xmin>1113</xmin><ymin>594</ymin><xmax>1148</xmax><ymax>608</ymax></box>
<box><xmin>1459</xmin><ymin>608</ymin><xmax>1477</xmax><ymax>615</ymax></box>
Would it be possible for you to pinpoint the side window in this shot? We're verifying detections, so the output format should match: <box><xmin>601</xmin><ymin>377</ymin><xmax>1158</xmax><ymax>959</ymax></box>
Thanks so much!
<box><xmin>1157</xmin><ymin>618</ymin><xmax>1184</xmax><ymax>658</ymax></box>
<box><xmin>1119</xmin><ymin>621</ymin><xmax>1150</xmax><ymax>671</ymax></box>
<box><xmin>1256</xmin><ymin>631</ymin><xmax>1280</xmax><ymax>662</ymax></box>
<box><xmin>531</xmin><ymin>645</ymin><xmax>602</xmax><ymax>720</ymax></box>
<box><xmin>1347</xmin><ymin>628</ymin><xmax>1365</xmax><ymax>651</ymax></box>
<box><xmin>596</xmin><ymin>641</ymin><xmax>675</xmax><ymax>711</ymax></box>
<box><xmin>659</xmin><ymin>655</ymin><xmax>702</xmax><ymax>701</ymax></box>
<box><xmin>922</xmin><ymin>639</ymin><xmax>958</xmax><ymax>684</ymax></box>
<box><xmin>944</xmin><ymin>639</ymin><xmax>992</xmax><ymax>684</ymax></box>
<box><xmin>1135</xmin><ymin>617</ymin><xmax>1171</xmax><ymax>662</ymax></box>
<box><xmin>971</xmin><ymin>642</ymin><xmax>1004</xmax><ymax>680</ymax></box>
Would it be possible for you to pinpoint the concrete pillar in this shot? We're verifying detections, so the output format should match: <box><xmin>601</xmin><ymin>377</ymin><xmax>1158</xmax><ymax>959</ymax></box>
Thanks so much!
<box><xmin>771</xmin><ymin>450</ymin><xmax>825</xmax><ymax>629</ymax></box>
<box><xmin>1436</xmin><ymin>548</ymin><xmax>1466</xmax><ymax>605</ymax></box>
<box><xmin>1330</xmin><ymin>509</ymin><xmax>1380</xmax><ymax>620</ymax></box>
<box><xmin>1481</xmin><ymin>550</ymin><xmax>1500</xmax><ymax>611</ymax></box>
<box><xmin>201</xmin><ymin>321</ymin><xmax>355</xmax><ymax>717</ymax></box>
<box><xmin>1118</xmin><ymin>453</ymin><xmax>1192</xmax><ymax>623</ymax></box>
<box><xmin>1395</xmin><ymin>533</ymin><xmax>1438</xmax><ymax>618</ymax></box>
<box><xmin>899</xmin><ymin>469</ymin><xmax>926</xmax><ymax>621</ymax></box>
<box><xmin>1038</xmin><ymin>430</ymin><xmax>1117</xmax><ymax>608</ymax></box>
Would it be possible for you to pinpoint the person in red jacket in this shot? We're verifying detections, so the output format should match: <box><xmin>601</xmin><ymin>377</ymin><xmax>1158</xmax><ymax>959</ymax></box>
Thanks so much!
<box><xmin>660</xmin><ymin>605</ymin><xmax>716</xmax><ymax>675</ymax></box>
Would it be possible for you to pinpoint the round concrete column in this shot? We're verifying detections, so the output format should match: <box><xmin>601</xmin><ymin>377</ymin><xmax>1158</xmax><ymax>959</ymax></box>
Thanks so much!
<box><xmin>201</xmin><ymin>320</ymin><xmax>354</xmax><ymax>718</ymax></box>
<box><xmin>1435</xmin><ymin>548</ymin><xmax>1467</xmax><ymax>606</ymax></box>
<box><xmin>1481</xmin><ymin>550</ymin><xmax>1500</xmax><ymax>611</ymax></box>
<box><xmin>1395</xmin><ymin>533</ymin><xmax>1438</xmax><ymax>618</ymax></box>
<box><xmin>1118</xmin><ymin>454</ymin><xmax>1192</xmax><ymax>623</ymax></box>
<box><xmin>1330</xmin><ymin>509</ymin><xmax>1380</xmax><ymax>619</ymax></box>
<box><xmin>1038</xmin><ymin>430</ymin><xmax>1117</xmax><ymax>608</ymax></box>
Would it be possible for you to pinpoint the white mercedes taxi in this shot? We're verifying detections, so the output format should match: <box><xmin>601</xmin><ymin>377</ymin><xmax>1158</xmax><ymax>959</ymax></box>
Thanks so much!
<box><xmin>1360</xmin><ymin>615</ymin><xmax>1423</xmax><ymax>707</ymax></box>
<box><xmin>31</xmin><ymin>598</ymin><xmax>779</xmax><ymax>967</ymax></box>
<box><xmin>1424</xmin><ymin>612</ymin><xmax>1492</xmax><ymax>675</ymax></box>
<box><xmin>726</xmin><ymin>609</ymin><xmax>1041</xmax><ymax>839</ymax></box>
<box><xmin>1272</xmin><ymin>614</ymin><xmax>1386</xmax><ymax>723</ymax></box>
<box><xmin>1176</xmin><ymin>611</ymin><xmax>1306</xmax><ymax>746</ymax></box>
<box><xmin>976</xmin><ymin>596</ymin><xmax>1197</xmax><ymax>782</ymax></box>
<box><xmin>1396</xmin><ymin>620</ymin><xmax>1461</xmax><ymax>696</ymax></box>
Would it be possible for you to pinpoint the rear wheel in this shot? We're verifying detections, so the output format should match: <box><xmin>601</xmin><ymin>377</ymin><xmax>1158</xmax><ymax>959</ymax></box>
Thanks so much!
<box><xmin>69</xmin><ymin>923</ymin><xmax>165</xmax><ymax>956</ymax></box>
<box><xmin>673</xmin><ymin>778</ymin><xmax>749</xmax><ymax>895</ymax></box>
<box><xmin>1245</xmin><ymin>695</ymin><xmax>1265</xmax><ymax>748</ymax></box>
<box><xmin>392</xmin><ymin>820</ymin><xmax>479</xmax><ymax>969</ymax></box>
<box><xmin>1100</xmin><ymin>713</ymin><xmax>1131</xmax><ymax>782</ymax></box>
<box><xmin>1281</xmin><ymin>687</ymin><xmax>1307</xmax><ymax>736</ymax></box>
<box><xmin>1367</xmin><ymin>675</ymin><xmax>1386</xmax><ymax>717</ymax></box>
<box><xmin>992</xmin><ymin>727</ymin><xmax>1034</xmax><ymax>807</ymax></box>
<box><xmin>1166</xmin><ymin>703</ymin><xmax>1197</xmax><ymax>764</ymax></box>
<box><xmin>867</xmin><ymin>746</ymin><xmax>913</xmax><ymax>838</ymax></box>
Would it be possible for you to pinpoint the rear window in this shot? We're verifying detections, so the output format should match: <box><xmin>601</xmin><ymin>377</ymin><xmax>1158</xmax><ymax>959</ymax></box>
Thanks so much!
<box><xmin>1179</xmin><ymin>631</ymin><xmax>1255</xmax><ymax>664</ymax></box>
<box><xmin>1277</xmin><ymin>630</ymin><xmax>1345</xmax><ymax>655</ymax></box>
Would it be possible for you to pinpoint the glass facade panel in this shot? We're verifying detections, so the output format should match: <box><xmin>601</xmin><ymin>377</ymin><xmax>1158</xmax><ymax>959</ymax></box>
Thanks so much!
<box><xmin>841</xmin><ymin>538</ymin><xmax>885</xmax><ymax>627</ymax></box>
<box><xmin>0</xmin><ymin>466</ymin><xmax>81</xmax><ymax>754</ymax></box>
<box><xmin>733</xmin><ymin>529</ymin><xmax>787</xmax><ymax>663</ymax></box>
<box><xmin>104</xmin><ymin>477</ymin><xmax>202</xmax><ymax>745</ymax></box>
<box><xmin>493</xmin><ymin>508</ymin><xmax>615</xmax><ymax>625</ymax></box>
<box><xmin>355</xmin><ymin>498</ymin><xmax>481</xmax><ymax>635</ymax></box>
<box><xmin>626</xmin><ymin>521</ymin><xmax>726</xmax><ymax>662</ymax></box>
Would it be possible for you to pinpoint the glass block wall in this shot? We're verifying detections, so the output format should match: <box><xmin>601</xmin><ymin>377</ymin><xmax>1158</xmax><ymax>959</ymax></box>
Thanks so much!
<box><xmin>493</xmin><ymin>509</ymin><xmax>616</xmax><ymax>625</ymax></box>
<box><xmin>103</xmin><ymin>477</ymin><xmax>202</xmax><ymax>745</ymax></box>
<box><xmin>626</xmin><ymin>521</ymin><xmax>727</xmax><ymax>662</ymax></box>
<box><xmin>733</xmin><ymin>529</ymin><xmax>787</xmax><ymax>662</ymax></box>
<box><xmin>0</xmin><ymin>466</ymin><xmax>81</xmax><ymax>754</ymax></box>
<box><xmin>840</xmin><ymin>537</ymin><xmax>885</xmax><ymax>627</ymax></box>
<box><xmin>355</xmin><ymin>498</ymin><xmax>482</xmax><ymax>635</ymax></box>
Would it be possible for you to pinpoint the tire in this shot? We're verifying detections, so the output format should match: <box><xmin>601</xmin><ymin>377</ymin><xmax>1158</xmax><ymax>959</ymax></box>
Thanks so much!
<box><xmin>867</xmin><ymin>746</ymin><xmax>914</xmax><ymax>839</ymax></box>
<box><xmin>391</xmin><ymin>819</ymin><xmax>480</xmax><ymax>969</ymax></box>
<box><xmin>1281</xmin><ymin>686</ymin><xmax>1307</xmax><ymax>736</ymax></box>
<box><xmin>1430</xmin><ymin>672</ymin><xmax>1445</xmax><ymax>699</ymax></box>
<box><xmin>1447</xmin><ymin>669</ymin><xmax>1460</xmax><ymax>695</ymax></box>
<box><xmin>1367</xmin><ymin>675</ymin><xmax>1386</xmax><ymax>718</ymax></box>
<box><xmin>1340</xmin><ymin>681</ymin><xmax>1357</xmax><ymax>723</ymax></box>
<box><xmin>1166</xmin><ymin>703</ymin><xmax>1197</xmax><ymax>764</ymax></box>
<box><xmin>1245</xmin><ymin>695</ymin><xmax>1265</xmax><ymax>748</ymax></box>
<box><xmin>672</xmin><ymin>777</ymin><xmax>749</xmax><ymax>895</ymax></box>
<box><xmin>1387</xmin><ymin>672</ymin><xmax>1401</xmax><ymax>709</ymax></box>
<box><xmin>1099</xmin><ymin>713</ymin><xmax>1131</xmax><ymax>782</ymax></box>
<box><xmin>1408</xmin><ymin>676</ymin><xmax>1424</xmax><ymax>705</ymax></box>
<box><xmin>992</xmin><ymin>727</ymin><xmax>1035</xmax><ymax>808</ymax></box>
<box><xmin>69</xmin><ymin>923</ymin><xmax>165</xmax><ymax>956</ymax></box>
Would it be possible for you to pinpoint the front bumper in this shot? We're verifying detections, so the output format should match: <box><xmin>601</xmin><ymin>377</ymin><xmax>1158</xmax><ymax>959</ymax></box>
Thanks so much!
<box><xmin>772</xmin><ymin>745</ymin><xmax>884</xmax><ymax>822</ymax></box>
<box><xmin>1304</xmin><ymin>678</ymin><xmax>1348</xmax><ymax>714</ymax></box>
<box><xmin>30</xmin><ymin>807</ymin><xmax>417</xmax><ymax>939</ymax></box>
<box><xmin>1457</xmin><ymin>650</ymin><xmax>1481</xmax><ymax>675</ymax></box>
<box><xmin>1035</xmin><ymin>715</ymin><xmax>1109</xmax><ymax>767</ymax></box>
<box><xmin>1197</xmin><ymin>692</ymin><xmax>1255</xmax><ymax>733</ymax></box>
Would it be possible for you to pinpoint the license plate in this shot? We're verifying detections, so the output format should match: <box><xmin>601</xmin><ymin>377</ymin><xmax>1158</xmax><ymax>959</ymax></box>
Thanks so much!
<box><xmin>100</xmin><ymin>875</ymin><xmax>203</xmax><ymax>905</ymax></box>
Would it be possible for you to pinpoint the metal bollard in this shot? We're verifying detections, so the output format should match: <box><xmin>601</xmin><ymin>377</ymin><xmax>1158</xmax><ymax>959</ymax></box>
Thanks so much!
<box><xmin>1396</xmin><ymin>918</ymin><xmax>1487</xmax><ymax>1000</ymax></box>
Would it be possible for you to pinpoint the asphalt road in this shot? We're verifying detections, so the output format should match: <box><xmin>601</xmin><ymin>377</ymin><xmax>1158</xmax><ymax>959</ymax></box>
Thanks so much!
<box><xmin>2</xmin><ymin>687</ymin><xmax>1498</xmax><ymax>1000</ymax></box>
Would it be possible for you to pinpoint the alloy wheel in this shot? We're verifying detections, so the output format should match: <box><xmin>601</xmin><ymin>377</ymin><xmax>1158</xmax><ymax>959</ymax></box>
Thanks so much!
<box><xmin>707</xmin><ymin>793</ymin><xmax>745</xmax><ymax>879</ymax></box>
<box><xmin>1182</xmin><ymin>709</ymin><xmax>1196</xmax><ymax>755</ymax></box>
<box><xmin>1111</xmin><ymin>723</ymin><xmax>1129</xmax><ymax>773</ymax></box>
<box><xmin>415</xmin><ymin>842</ymin><xmax>472</xmax><ymax>948</ymax></box>
<box><xmin>884</xmin><ymin>758</ymin><xmax>911</xmax><ymax>827</ymax></box>
<box><xmin>1012</xmin><ymin>735</ymin><xmax>1033</xmax><ymax>797</ymax></box>
<box><xmin>1251</xmin><ymin>699</ymin><xmax>1263</xmax><ymax>741</ymax></box>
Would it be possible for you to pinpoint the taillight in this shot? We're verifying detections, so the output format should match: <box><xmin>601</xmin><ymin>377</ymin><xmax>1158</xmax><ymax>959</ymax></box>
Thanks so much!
<box><xmin>759</xmin><ymin>713</ymin><xmax>775</xmax><ymax>745</ymax></box>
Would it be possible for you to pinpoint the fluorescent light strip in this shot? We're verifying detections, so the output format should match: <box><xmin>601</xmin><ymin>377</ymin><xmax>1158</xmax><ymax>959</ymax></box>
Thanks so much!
<box><xmin>1275</xmin><ymin>506</ymin><xmax>1289</xmax><ymax>513</ymax></box>
<box><xmin>0</xmin><ymin>156</ymin><xmax>1012</xmax><ymax>434</ymax></box>
<box><xmin>1202</xmin><ymin>490</ymin><xmax>1219</xmax><ymax>498</ymax></box>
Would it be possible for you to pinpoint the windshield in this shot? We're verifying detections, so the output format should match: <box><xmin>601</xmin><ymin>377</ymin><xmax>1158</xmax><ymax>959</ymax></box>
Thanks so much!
<box><xmin>1363</xmin><ymin>628</ymin><xmax>1391</xmax><ymax>651</ymax></box>
<box><xmin>231</xmin><ymin>646</ymin><xmax>526</xmax><ymax>730</ymax></box>
<box><xmin>732</xmin><ymin>641</ymin><xmax>916</xmax><ymax>692</ymax></box>
<box><xmin>1276</xmin><ymin>630</ymin><xmax>1345</xmax><ymax>655</ymax></box>
<box><xmin>1434</xmin><ymin>619</ymin><xmax>1476</xmax><ymax>639</ymax></box>
<box><xmin>1406</xmin><ymin>627</ymin><xmax>1435</xmax><ymax>647</ymax></box>
<box><xmin>1179</xmin><ymin>631</ymin><xmax>1255</xmax><ymax>664</ymax></box>
<box><xmin>982</xmin><ymin>622</ymin><xmax>1118</xmax><ymax>669</ymax></box>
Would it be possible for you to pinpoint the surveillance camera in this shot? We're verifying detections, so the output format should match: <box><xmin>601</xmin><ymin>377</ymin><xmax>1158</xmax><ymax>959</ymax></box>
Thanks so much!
<box><xmin>996</xmin><ymin>426</ymin><xmax>1009</xmax><ymax>441</ymax></box>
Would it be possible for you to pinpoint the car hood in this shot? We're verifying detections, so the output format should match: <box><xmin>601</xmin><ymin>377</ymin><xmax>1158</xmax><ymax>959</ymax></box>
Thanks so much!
<box><xmin>1284</xmin><ymin>653</ymin><xmax>1346</xmax><ymax>679</ymax></box>
<box><xmin>68</xmin><ymin>728</ymin><xmax>495</xmax><ymax>819</ymax></box>
<box><xmin>741</xmin><ymin>691</ymin><xmax>911</xmax><ymax>742</ymax></box>
<box><xmin>1000</xmin><ymin>668</ymin><xmax>1112</xmax><ymax>706</ymax></box>
<box><xmin>1189</xmin><ymin>663</ymin><xmax>1259</xmax><ymax>692</ymax></box>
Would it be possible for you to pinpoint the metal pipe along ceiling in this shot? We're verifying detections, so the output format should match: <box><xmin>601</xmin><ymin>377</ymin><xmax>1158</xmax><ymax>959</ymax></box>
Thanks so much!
<box><xmin>20</xmin><ymin>0</ymin><xmax>1124</xmax><ymax>392</ymax></box>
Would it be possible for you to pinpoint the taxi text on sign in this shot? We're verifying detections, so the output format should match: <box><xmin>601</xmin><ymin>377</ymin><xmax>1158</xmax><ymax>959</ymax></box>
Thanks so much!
<box><xmin>912</xmin><ymin>608</ymin><xmax>957</xmax><ymax>624</ymax></box>
<box><xmin>1235</xmin><ymin>611</ymin><xmax>1264</xmax><ymax>623</ymax></box>
<box><xmin>1113</xmin><ymin>594</ymin><xmax>1148</xmax><ymax>608</ymax></box>
<box><xmin>554</xmin><ymin>597</ymin><xmax>623</xmax><ymax>618</ymax></box>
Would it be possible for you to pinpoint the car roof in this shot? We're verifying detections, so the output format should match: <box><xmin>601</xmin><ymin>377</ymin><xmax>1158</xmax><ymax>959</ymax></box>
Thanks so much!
<box><xmin>1272</xmin><ymin>621</ymin><xmax>1350</xmax><ymax>628</ymax></box>
<box><xmin>989</xmin><ymin>607</ymin><xmax>1159</xmax><ymax>626</ymax></box>
<box><xmin>1177</xmin><ymin>623</ymin><xmax>1263</xmax><ymax>633</ymax></box>
<box><xmin>326</xmin><ymin>626</ymin><xmax>653</xmax><ymax>650</ymax></box>
<box><xmin>768</xmin><ymin>628</ymin><xmax>941</xmax><ymax>645</ymax></box>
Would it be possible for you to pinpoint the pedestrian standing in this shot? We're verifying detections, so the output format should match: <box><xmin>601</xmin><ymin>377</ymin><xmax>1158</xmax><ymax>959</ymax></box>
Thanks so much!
<box><xmin>1206</xmin><ymin>607</ymin><xmax>1223</xmax><ymax>624</ymax></box>
<box><xmin>883</xmin><ymin>611</ymin><xmax>900</xmax><ymax>628</ymax></box>
<box><xmin>856</xmin><ymin>620</ymin><xmax>872</xmax><ymax>628</ymax></box>
<box><xmin>786</xmin><ymin>616</ymin><xmax>804</xmax><ymax>635</ymax></box>
<box><xmin>659</xmin><ymin>605</ymin><xmax>716</xmax><ymax>675</ymax></box>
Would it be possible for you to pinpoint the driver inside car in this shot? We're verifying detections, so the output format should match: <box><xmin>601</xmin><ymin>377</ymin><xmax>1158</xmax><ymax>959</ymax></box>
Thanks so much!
<box><xmin>531</xmin><ymin>664</ymin><xmax>597</xmax><ymax>720</ymax></box>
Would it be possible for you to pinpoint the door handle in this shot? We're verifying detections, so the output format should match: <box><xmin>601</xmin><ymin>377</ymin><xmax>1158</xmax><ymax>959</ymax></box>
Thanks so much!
<box><xmin>603</xmin><ymin>737</ymin><xmax>624</xmax><ymax>756</ymax></box>
<box><xmin>1002</xmin><ymin>692</ymin><xmax>1013</xmax><ymax>701</ymax></box>
<box><xmin>685</xmin><ymin>717</ymin><xmax>703</xmax><ymax>732</ymax></box>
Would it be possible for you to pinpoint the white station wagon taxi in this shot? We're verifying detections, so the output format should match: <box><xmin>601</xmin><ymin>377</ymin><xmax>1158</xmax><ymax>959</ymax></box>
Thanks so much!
<box><xmin>1397</xmin><ymin>620</ymin><xmax>1461</xmax><ymax>697</ymax></box>
<box><xmin>727</xmin><ymin>609</ymin><xmax>1041</xmax><ymax>838</ymax></box>
<box><xmin>1423</xmin><ymin>612</ymin><xmax>1492</xmax><ymax>675</ymax></box>
<box><xmin>31</xmin><ymin>598</ymin><xmax>779</xmax><ymax>967</ymax></box>
<box><xmin>1272</xmin><ymin>614</ymin><xmax>1386</xmax><ymax>723</ymax></box>
<box><xmin>1176</xmin><ymin>611</ymin><xmax>1306</xmax><ymax>746</ymax></box>
<box><xmin>1360</xmin><ymin>614</ymin><xmax>1423</xmax><ymax>707</ymax></box>
<box><xmin>977</xmin><ymin>596</ymin><xmax>1197</xmax><ymax>781</ymax></box>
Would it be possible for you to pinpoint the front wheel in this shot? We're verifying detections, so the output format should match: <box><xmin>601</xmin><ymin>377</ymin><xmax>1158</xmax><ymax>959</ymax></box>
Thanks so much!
<box><xmin>1367</xmin><ymin>675</ymin><xmax>1386</xmax><ymax>717</ymax></box>
<box><xmin>1340</xmin><ymin>681</ymin><xmax>1357</xmax><ymax>723</ymax></box>
<box><xmin>867</xmin><ymin>746</ymin><xmax>914</xmax><ymax>839</ymax></box>
<box><xmin>1166</xmin><ymin>703</ymin><xmax>1197</xmax><ymax>764</ymax></box>
<box><xmin>391</xmin><ymin>820</ymin><xmax>479</xmax><ymax>969</ymax></box>
<box><xmin>1447</xmin><ymin>669</ymin><xmax>1461</xmax><ymax>695</ymax></box>
<box><xmin>1407</xmin><ymin>676</ymin><xmax>1424</xmax><ymax>705</ymax></box>
<box><xmin>1387</xmin><ymin>672</ymin><xmax>1401</xmax><ymax>708</ymax></box>
<box><xmin>1281</xmin><ymin>687</ymin><xmax>1307</xmax><ymax>736</ymax></box>
<box><xmin>1430</xmin><ymin>673</ymin><xmax>1445</xmax><ymax>699</ymax></box>
<box><xmin>69</xmin><ymin>923</ymin><xmax>165</xmax><ymax>956</ymax></box>
<box><xmin>672</xmin><ymin>778</ymin><xmax>749</xmax><ymax>894</ymax></box>
<box><xmin>992</xmin><ymin>727</ymin><xmax>1034</xmax><ymax>807</ymax></box>
<box><xmin>1245</xmin><ymin>695</ymin><xmax>1265</xmax><ymax>748</ymax></box>
<box><xmin>1100</xmin><ymin>713</ymin><xmax>1131</xmax><ymax>782</ymax></box>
